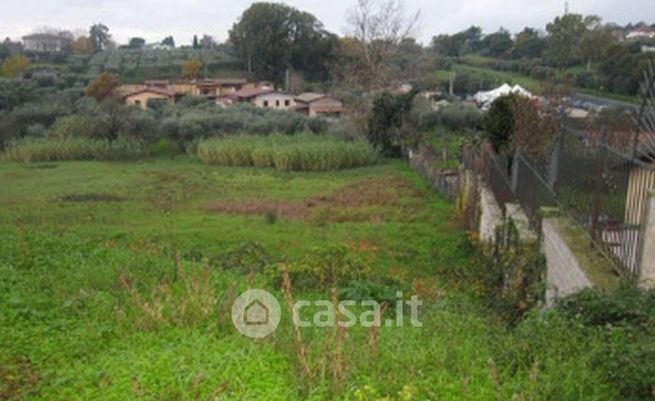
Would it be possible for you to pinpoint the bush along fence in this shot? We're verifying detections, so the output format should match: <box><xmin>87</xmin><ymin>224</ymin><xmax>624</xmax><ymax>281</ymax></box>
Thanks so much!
<box><xmin>461</xmin><ymin>126</ymin><xmax>655</xmax><ymax>289</ymax></box>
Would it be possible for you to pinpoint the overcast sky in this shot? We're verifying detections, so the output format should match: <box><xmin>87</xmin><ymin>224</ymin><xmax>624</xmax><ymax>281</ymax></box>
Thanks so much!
<box><xmin>1</xmin><ymin>0</ymin><xmax>654</xmax><ymax>45</ymax></box>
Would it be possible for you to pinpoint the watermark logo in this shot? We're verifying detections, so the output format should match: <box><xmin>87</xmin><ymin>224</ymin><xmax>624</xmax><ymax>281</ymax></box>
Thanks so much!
<box><xmin>231</xmin><ymin>289</ymin><xmax>281</xmax><ymax>338</ymax></box>
<box><xmin>232</xmin><ymin>289</ymin><xmax>422</xmax><ymax>338</ymax></box>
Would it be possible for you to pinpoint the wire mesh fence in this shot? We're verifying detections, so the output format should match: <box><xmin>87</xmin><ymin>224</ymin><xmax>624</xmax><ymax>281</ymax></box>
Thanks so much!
<box><xmin>466</xmin><ymin>126</ymin><xmax>654</xmax><ymax>277</ymax></box>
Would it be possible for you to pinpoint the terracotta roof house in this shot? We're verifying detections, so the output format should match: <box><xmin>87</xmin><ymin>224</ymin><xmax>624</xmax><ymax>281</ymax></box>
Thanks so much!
<box><xmin>295</xmin><ymin>92</ymin><xmax>344</xmax><ymax>118</ymax></box>
<box><xmin>231</xmin><ymin>87</ymin><xmax>275</xmax><ymax>102</ymax></box>
<box><xmin>193</xmin><ymin>78</ymin><xmax>249</xmax><ymax>97</ymax></box>
<box><xmin>122</xmin><ymin>87</ymin><xmax>176</xmax><ymax>110</ymax></box>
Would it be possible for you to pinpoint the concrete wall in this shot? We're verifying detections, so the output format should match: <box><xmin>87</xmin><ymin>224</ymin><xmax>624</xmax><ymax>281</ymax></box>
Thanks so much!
<box><xmin>542</xmin><ymin>218</ymin><xmax>593</xmax><ymax>304</ymax></box>
<box><xmin>505</xmin><ymin>203</ymin><xmax>537</xmax><ymax>243</ymax></box>
<box><xmin>479</xmin><ymin>182</ymin><xmax>504</xmax><ymax>243</ymax></box>
<box><xmin>639</xmin><ymin>190</ymin><xmax>655</xmax><ymax>290</ymax></box>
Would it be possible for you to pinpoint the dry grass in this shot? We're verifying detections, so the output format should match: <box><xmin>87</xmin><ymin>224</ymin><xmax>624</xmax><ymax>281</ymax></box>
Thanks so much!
<box><xmin>117</xmin><ymin>255</ymin><xmax>217</xmax><ymax>330</ymax></box>
<box><xmin>206</xmin><ymin>175</ymin><xmax>424</xmax><ymax>223</ymax></box>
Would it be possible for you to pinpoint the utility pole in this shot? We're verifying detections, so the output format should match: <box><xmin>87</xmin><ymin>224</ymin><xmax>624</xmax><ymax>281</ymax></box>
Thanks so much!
<box><xmin>564</xmin><ymin>1</ymin><xmax>569</xmax><ymax>15</ymax></box>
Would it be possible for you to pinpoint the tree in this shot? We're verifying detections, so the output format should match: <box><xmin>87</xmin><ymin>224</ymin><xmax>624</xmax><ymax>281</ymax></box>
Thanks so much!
<box><xmin>512</xmin><ymin>28</ymin><xmax>545</xmax><ymax>59</ymax></box>
<box><xmin>0</xmin><ymin>55</ymin><xmax>29</xmax><ymax>78</ymax></box>
<box><xmin>229</xmin><ymin>2</ymin><xmax>337</xmax><ymax>83</ymax></box>
<box><xmin>162</xmin><ymin>36</ymin><xmax>175</xmax><ymax>48</ymax></box>
<box><xmin>182</xmin><ymin>58</ymin><xmax>202</xmax><ymax>79</ymax></box>
<box><xmin>340</xmin><ymin>0</ymin><xmax>420</xmax><ymax>90</ymax></box>
<box><xmin>483</xmin><ymin>93</ymin><xmax>520</xmax><ymax>152</ymax></box>
<box><xmin>431</xmin><ymin>26</ymin><xmax>481</xmax><ymax>57</ymax></box>
<box><xmin>481</xmin><ymin>29</ymin><xmax>513</xmax><ymax>57</ymax></box>
<box><xmin>367</xmin><ymin>90</ymin><xmax>416</xmax><ymax>155</ymax></box>
<box><xmin>71</xmin><ymin>36</ymin><xmax>93</xmax><ymax>54</ymax></box>
<box><xmin>192</xmin><ymin>35</ymin><xmax>199</xmax><ymax>49</ymax></box>
<box><xmin>85</xmin><ymin>73</ymin><xmax>120</xmax><ymax>101</ymax></box>
<box><xmin>545</xmin><ymin>14</ymin><xmax>598</xmax><ymax>67</ymax></box>
<box><xmin>579</xmin><ymin>18</ymin><xmax>618</xmax><ymax>71</ymax></box>
<box><xmin>89</xmin><ymin>24</ymin><xmax>111</xmax><ymax>52</ymax></box>
<box><xmin>200</xmin><ymin>34</ymin><xmax>215</xmax><ymax>49</ymax></box>
<box><xmin>128</xmin><ymin>37</ymin><xmax>145</xmax><ymax>49</ymax></box>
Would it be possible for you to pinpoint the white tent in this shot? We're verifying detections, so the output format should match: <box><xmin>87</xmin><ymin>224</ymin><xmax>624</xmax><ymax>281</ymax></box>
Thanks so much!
<box><xmin>473</xmin><ymin>84</ymin><xmax>534</xmax><ymax>107</ymax></box>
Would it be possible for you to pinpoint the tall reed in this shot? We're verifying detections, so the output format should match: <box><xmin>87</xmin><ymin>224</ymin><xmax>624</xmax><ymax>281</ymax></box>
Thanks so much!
<box><xmin>3</xmin><ymin>137</ymin><xmax>148</xmax><ymax>162</ymax></box>
<box><xmin>197</xmin><ymin>134</ymin><xmax>378</xmax><ymax>172</ymax></box>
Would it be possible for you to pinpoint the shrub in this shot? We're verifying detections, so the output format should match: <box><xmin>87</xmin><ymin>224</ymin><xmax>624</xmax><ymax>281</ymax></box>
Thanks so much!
<box><xmin>435</xmin><ymin>102</ymin><xmax>482</xmax><ymax>131</ymax></box>
<box><xmin>3</xmin><ymin>137</ymin><xmax>148</xmax><ymax>162</ymax></box>
<box><xmin>197</xmin><ymin>134</ymin><xmax>378</xmax><ymax>172</ymax></box>
<box><xmin>556</xmin><ymin>286</ymin><xmax>655</xmax><ymax>400</ymax></box>
<box><xmin>46</xmin><ymin>114</ymin><xmax>96</xmax><ymax>139</ymax></box>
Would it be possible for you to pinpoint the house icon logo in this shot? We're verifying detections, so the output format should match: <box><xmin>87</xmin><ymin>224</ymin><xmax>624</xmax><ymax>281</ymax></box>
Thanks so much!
<box><xmin>244</xmin><ymin>299</ymin><xmax>269</xmax><ymax>326</ymax></box>
<box><xmin>231</xmin><ymin>289</ymin><xmax>281</xmax><ymax>338</ymax></box>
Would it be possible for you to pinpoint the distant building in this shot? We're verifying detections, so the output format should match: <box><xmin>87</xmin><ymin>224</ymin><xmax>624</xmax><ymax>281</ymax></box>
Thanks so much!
<box><xmin>122</xmin><ymin>87</ymin><xmax>175</xmax><ymax>109</ymax></box>
<box><xmin>253</xmin><ymin>92</ymin><xmax>296</xmax><ymax>110</ymax></box>
<box><xmin>295</xmin><ymin>93</ymin><xmax>344</xmax><ymax>118</ymax></box>
<box><xmin>192</xmin><ymin>78</ymin><xmax>249</xmax><ymax>97</ymax></box>
<box><xmin>22</xmin><ymin>33</ymin><xmax>63</xmax><ymax>52</ymax></box>
<box><xmin>626</xmin><ymin>27</ymin><xmax>655</xmax><ymax>40</ymax></box>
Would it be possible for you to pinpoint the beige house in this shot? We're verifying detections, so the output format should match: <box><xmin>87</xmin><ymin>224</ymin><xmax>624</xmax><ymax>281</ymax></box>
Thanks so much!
<box><xmin>295</xmin><ymin>93</ymin><xmax>344</xmax><ymax>118</ymax></box>
<box><xmin>123</xmin><ymin>87</ymin><xmax>175</xmax><ymax>109</ymax></box>
<box><xmin>252</xmin><ymin>92</ymin><xmax>296</xmax><ymax>110</ymax></box>
<box><xmin>230</xmin><ymin>87</ymin><xmax>292</xmax><ymax>110</ymax></box>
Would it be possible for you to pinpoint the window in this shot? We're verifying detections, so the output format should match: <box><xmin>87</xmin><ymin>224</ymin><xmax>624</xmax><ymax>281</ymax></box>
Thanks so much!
<box><xmin>134</xmin><ymin>100</ymin><xmax>141</xmax><ymax>107</ymax></box>
<box><xmin>263</xmin><ymin>100</ymin><xmax>269</xmax><ymax>107</ymax></box>
<box><xmin>276</xmin><ymin>100</ymin><xmax>280</xmax><ymax>107</ymax></box>
<box><xmin>284</xmin><ymin>100</ymin><xmax>290</xmax><ymax>106</ymax></box>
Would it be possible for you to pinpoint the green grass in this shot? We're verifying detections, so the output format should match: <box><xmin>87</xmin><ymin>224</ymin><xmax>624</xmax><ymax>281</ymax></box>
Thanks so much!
<box><xmin>0</xmin><ymin>157</ymin><xmax>627</xmax><ymax>400</ymax></box>
<box><xmin>441</xmin><ymin>60</ymin><xmax>639</xmax><ymax>103</ymax></box>
<box><xmin>437</xmin><ymin>64</ymin><xmax>543</xmax><ymax>93</ymax></box>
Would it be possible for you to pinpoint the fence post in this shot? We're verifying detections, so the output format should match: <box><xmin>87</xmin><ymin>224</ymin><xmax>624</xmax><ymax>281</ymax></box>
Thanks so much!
<box><xmin>638</xmin><ymin>190</ymin><xmax>655</xmax><ymax>289</ymax></box>
<box><xmin>548</xmin><ymin>134</ymin><xmax>562</xmax><ymax>191</ymax></box>
<box><xmin>511</xmin><ymin>151</ymin><xmax>520</xmax><ymax>194</ymax></box>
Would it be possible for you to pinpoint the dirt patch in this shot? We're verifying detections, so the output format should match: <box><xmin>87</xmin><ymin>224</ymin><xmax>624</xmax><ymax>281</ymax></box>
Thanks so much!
<box><xmin>206</xmin><ymin>175</ymin><xmax>425</xmax><ymax>223</ymax></box>
<box><xmin>0</xmin><ymin>357</ymin><xmax>39</xmax><ymax>400</ymax></box>
<box><xmin>59</xmin><ymin>193</ymin><xmax>128</xmax><ymax>203</ymax></box>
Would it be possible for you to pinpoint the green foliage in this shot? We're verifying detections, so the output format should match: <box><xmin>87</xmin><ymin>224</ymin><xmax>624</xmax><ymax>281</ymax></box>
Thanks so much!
<box><xmin>368</xmin><ymin>91</ymin><xmax>416</xmax><ymax>156</ymax></box>
<box><xmin>471</xmin><ymin>220</ymin><xmax>546</xmax><ymax>323</ymax></box>
<box><xmin>229</xmin><ymin>2</ymin><xmax>337</xmax><ymax>82</ymax></box>
<box><xmin>46</xmin><ymin>114</ymin><xmax>96</xmax><ymax>139</ymax></box>
<box><xmin>197</xmin><ymin>134</ymin><xmax>378</xmax><ymax>172</ymax></box>
<box><xmin>0</xmin><ymin>54</ymin><xmax>29</xmax><ymax>78</ymax></box>
<box><xmin>3</xmin><ymin>137</ymin><xmax>148</xmax><ymax>162</ymax></box>
<box><xmin>556</xmin><ymin>286</ymin><xmax>655</xmax><ymax>400</ymax></box>
<box><xmin>435</xmin><ymin>102</ymin><xmax>482</xmax><ymax>131</ymax></box>
<box><xmin>482</xmin><ymin>93</ymin><xmax>521</xmax><ymax>152</ymax></box>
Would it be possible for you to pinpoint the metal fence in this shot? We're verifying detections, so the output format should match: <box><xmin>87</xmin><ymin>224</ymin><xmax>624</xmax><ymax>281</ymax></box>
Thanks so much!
<box><xmin>481</xmin><ymin>146</ymin><xmax>516</xmax><ymax>214</ymax></box>
<box><xmin>472</xmin><ymin>127</ymin><xmax>655</xmax><ymax>277</ymax></box>
<box><xmin>553</xmin><ymin>128</ymin><xmax>653</xmax><ymax>276</ymax></box>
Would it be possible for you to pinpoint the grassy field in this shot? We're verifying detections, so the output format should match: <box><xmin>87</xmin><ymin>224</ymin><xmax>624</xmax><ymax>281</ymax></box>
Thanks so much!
<box><xmin>0</xmin><ymin>157</ymin><xmax>623</xmax><ymax>400</ymax></box>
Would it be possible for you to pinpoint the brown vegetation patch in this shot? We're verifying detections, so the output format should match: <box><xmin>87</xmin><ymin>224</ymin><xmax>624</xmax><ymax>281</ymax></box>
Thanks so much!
<box><xmin>59</xmin><ymin>193</ymin><xmax>128</xmax><ymax>203</ymax></box>
<box><xmin>207</xmin><ymin>174</ymin><xmax>425</xmax><ymax>223</ymax></box>
<box><xmin>0</xmin><ymin>357</ymin><xmax>39</xmax><ymax>400</ymax></box>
